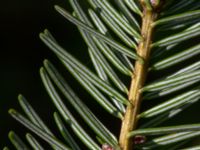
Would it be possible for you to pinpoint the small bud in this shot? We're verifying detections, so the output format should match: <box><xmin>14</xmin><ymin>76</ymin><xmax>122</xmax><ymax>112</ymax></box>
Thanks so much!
<box><xmin>133</xmin><ymin>135</ymin><xmax>146</xmax><ymax>145</ymax></box>
<box><xmin>102</xmin><ymin>144</ymin><xmax>114</xmax><ymax>150</ymax></box>
<box><xmin>150</xmin><ymin>0</ymin><xmax>160</xmax><ymax>7</ymax></box>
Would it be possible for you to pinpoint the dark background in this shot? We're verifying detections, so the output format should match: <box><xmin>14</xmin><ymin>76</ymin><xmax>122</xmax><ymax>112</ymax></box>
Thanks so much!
<box><xmin>0</xmin><ymin>0</ymin><xmax>82</xmax><ymax>147</ymax></box>
<box><xmin>1</xmin><ymin>0</ymin><xmax>200</xmax><ymax>148</ymax></box>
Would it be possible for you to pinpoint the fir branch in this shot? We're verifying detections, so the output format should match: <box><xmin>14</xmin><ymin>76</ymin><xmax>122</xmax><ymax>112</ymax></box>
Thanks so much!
<box><xmin>5</xmin><ymin>0</ymin><xmax>200</xmax><ymax>149</ymax></box>
<box><xmin>119</xmin><ymin>0</ymin><xmax>160</xmax><ymax>149</ymax></box>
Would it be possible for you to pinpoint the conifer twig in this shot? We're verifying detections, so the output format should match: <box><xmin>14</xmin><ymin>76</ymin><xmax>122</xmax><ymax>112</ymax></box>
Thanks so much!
<box><xmin>119</xmin><ymin>1</ymin><xmax>161</xmax><ymax>149</ymax></box>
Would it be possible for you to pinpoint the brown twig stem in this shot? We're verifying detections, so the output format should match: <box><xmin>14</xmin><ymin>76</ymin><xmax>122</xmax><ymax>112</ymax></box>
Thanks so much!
<box><xmin>119</xmin><ymin>2</ymin><xmax>159</xmax><ymax>149</ymax></box>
